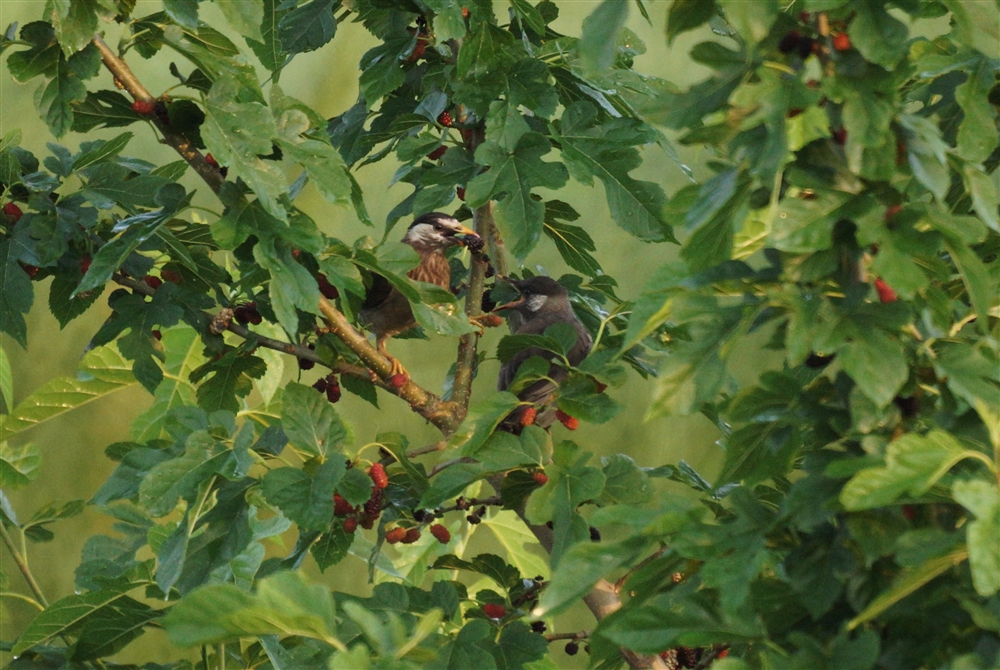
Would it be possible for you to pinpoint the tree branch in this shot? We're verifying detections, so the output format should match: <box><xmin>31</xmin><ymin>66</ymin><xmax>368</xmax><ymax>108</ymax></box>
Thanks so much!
<box><xmin>94</xmin><ymin>40</ymin><xmax>464</xmax><ymax>435</ymax></box>
<box><xmin>92</xmin><ymin>35</ymin><xmax>225</xmax><ymax>194</ymax></box>
<box><xmin>450</xmin><ymin>121</ymin><xmax>492</xmax><ymax>416</ymax></box>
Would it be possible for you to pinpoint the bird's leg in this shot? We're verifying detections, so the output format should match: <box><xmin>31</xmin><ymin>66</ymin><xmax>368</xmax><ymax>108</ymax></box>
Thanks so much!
<box><xmin>376</xmin><ymin>337</ymin><xmax>409</xmax><ymax>382</ymax></box>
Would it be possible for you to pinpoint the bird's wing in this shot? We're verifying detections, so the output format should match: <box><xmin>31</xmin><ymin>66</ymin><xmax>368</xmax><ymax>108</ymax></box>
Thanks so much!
<box><xmin>362</xmin><ymin>272</ymin><xmax>393</xmax><ymax>310</ymax></box>
<box><xmin>498</xmin><ymin>345</ymin><xmax>551</xmax><ymax>393</ymax></box>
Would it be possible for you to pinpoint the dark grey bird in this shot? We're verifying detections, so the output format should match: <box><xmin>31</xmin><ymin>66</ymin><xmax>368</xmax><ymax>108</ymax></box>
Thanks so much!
<box><xmin>495</xmin><ymin>276</ymin><xmax>592</xmax><ymax>410</ymax></box>
<box><xmin>360</xmin><ymin>212</ymin><xmax>479</xmax><ymax>377</ymax></box>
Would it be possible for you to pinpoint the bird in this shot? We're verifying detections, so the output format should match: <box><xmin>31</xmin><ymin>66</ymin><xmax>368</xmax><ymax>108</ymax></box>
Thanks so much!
<box><xmin>494</xmin><ymin>276</ymin><xmax>592</xmax><ymax>422</ymax></box>
<box><xmin>359</xmin><ymin>212</ymin><xmax>480</xmax><ymax>378</ymax></box>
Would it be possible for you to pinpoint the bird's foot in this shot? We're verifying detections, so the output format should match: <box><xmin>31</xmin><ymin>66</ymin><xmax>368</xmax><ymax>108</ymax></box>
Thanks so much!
<box><xmin>469</xmin><ymin>313</ymin><xmax>504</xmax><ymax>335</ymax></box>
<box><xmin>386</xmin><ymin>356</ymin><xmax>409</xmax><ymax>388</ymax></box>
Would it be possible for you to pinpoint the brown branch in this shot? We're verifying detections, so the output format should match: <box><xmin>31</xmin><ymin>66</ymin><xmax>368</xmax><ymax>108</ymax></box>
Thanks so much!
<box><xmin>450</xmin><ymin>121</ymin><xmax>492</xmax><ymax>416</ymax></box>
<box><xmin>544</xmin><ymin>631</ymin><xmax>589</xmax><ymax>642</ymax></box>
<box><xmin>316</xmin><ymin>297</ymin><xmax>460</xmax><ymax>433</ymax></box>
<box><xmin>408</xmin><ymin>441</ymin><xmax>447</xmax><ymax>458</ymax></box>
<box><xmin>92</xmin><ymin>35</ymin><xmax>225</xmax><ymax>194</ymax></box>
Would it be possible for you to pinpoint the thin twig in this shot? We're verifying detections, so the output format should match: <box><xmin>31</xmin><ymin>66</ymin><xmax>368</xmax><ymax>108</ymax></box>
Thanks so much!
<box><xmin>408</xmin><ymin>441</ymin><xmax>447</xmax><ymax>458</ymax></box>
<box><xmin>428</xmin><ymin>456</ymin><xmax>476</xmax><ymax>477</ymax></box>
<box><xmin>544</xmin><ymin>631</ymin><xmax>589</xmax><ymax>642</ymax></box>
<box><xmin>0</xmin><ymin>523</ymin><xmax>48</xmax><ymax>608</ymax></box>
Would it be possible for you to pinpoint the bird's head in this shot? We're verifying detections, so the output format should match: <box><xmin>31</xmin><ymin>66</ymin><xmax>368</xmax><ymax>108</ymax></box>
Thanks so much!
<box><xmin>492</xmin><ymin>276</ymin><xmax>570</xmax><ymax>317</ymax></box>
<box><xmin>402</xmin><ymin>212</ymin><xmax>479</xmax><ymax>251</ymax></box>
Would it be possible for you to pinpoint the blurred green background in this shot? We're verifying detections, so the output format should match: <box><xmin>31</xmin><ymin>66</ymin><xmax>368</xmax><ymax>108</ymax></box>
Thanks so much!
<box><xmin>0</xmin><ymin>1</ymin><xmax>745</xmax><ymax>665</ymax></box>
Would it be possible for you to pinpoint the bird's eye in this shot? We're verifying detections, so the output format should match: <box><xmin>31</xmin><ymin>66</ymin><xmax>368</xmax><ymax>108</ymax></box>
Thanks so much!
<box><xmin>433</xmin><ymin>223</ymin><xmax>443</xmax><ymax>231</ymax></box>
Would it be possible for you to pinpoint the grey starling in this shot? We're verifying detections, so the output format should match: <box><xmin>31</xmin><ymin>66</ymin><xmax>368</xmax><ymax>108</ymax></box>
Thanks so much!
<box><xmin>359</xmin><ymin>212</ymin><xmax>479</xmax><ymax>377</ymax></box>
<box><xmin>495</xmin><ymin>276</ymin><xmax>592</xmax><ymax>415</ymax></box>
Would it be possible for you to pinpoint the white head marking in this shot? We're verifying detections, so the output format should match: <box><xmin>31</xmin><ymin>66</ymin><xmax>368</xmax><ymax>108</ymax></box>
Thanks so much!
<box><xmin>526</xmin><ymin>294</ymin><xmax>548</xmax><ymax>312</ymax></box>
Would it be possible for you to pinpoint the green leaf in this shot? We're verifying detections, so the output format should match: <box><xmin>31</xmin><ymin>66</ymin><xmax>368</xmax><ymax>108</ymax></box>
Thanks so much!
<box><xmin>0</xmin><ymin>342</ymin><xmax>12</xmax><ymax>412</ymax></box>
<box><xmin>954</xmin><ymin>58</ymin><xmax>999</xmax><ymax>164</ymax></box>
<box><xmin>164</xmin><ymin>0</ymin><xmax>200</xmax><ymax>27</ymax></box>
<box><xmin>846</xmin><ymin>0</ymin><xmax>908</xmax><ymax>68</ymax></box>
<box><xmin>217</xmin><ymin>0</ymin><xmax>264</xmax><ymax>42</ymax></box>
<box><xmin>542</xmin><ymin>200</ymin><xmax>602</xmax><ymax>276</ymax></box>
<box><xmin>419</xmin><ymin>463</ymin><xmax>487</xmax><ymax>508</ymax></box>
<box><xmin>466</xmin><ymin>132</ymin><xmax>568</xmax><ymax>260</ymax></box>
<box><xmin>138</xmin><ymin>431</ymin><xmax>232</xmax><ymax>517</ymax></box>
<box><xmin>280</xmin><ymin>382</ymin><xmax>352</xmax><ymax>457</ymax></box>
<box><xmin>427</xmin><ymin>619</ymin><xmax>498</xmax><ymax>670</ymax></box>
<box><xmin>192</xmin><ymin>351</ymin><xmax>267</xmax><ymax>414</ymax></box>
<box><xmin>254</xmin><ymin>238</ymin><xmax>320</xmax><ymax>334</ymax></box>
<box><xmin>0</xmin><ymin>442</ymin><xmax>42</xmax><ymax>489</ymax></box>
<box><xmin>0</xmin><ymin>343</ymin><xmax>134</xmax><ymax>440</ymax></box>
<box><xmin>841</xmin><ymin>430</ymin><xmax>972</xmax><ymax>510</ymax></box>
<box><xmin>35</xmin><ymin>45</ymin><xmax>100</xmax><ymax>138</ymax></box>
<box><xmin>496</xmin><ymin>333</ymin><xmax>565</xmax><ymax>363</ymax></box>
<box><xmin>525</xmin><ymin>441</ymin><xmax>605</xmax><ymax>525</ymax></box>
<box><xmin>7</xmin><ymin>22</ymin><xmax>61</xmax><ymax>82</ymax></box>
<box><xmin>941</xmin><ymin>0</ymin><xmax>1000</xmax><ymax>58</ymax></box>
<box><xmin>203</xmin><ymin>79</ymin><xmax>286</xmax><ymax>222</ymax></box>
<box><xmin>933</xmin><ymin>343</ymin><xmax>1000</xmax><ymax>409</ymax></box>
<box><xmin>509</xmin><ymin>0</ymin><xmax>545</xmax><ymax>35</ymax></box>
<box><xmin>554</xmin><ymin>102</ymin><xmax>672</xmax><ymax>243</ymax></box>
<box><xmin>69</xmin><ymin>595</ymin><xmax>161</xmax><ymax>660</ymax></box>
<box><xmin>579</xmin><ymin>0</ymin><xmax>629</xmax><ymax>73</ymax></box>
<box><xmin>338</xmin><ymin>465</ymin><xmax>377</xmax><ymax>506</ymax></box>
<box><xmin>262</xmin><ymin>459</ymin><xmax>345</xmax><ymax>531</ymax></box>
<box><xmin>71</xmin><ymin>91</ymin><xmax>144</xmax><ymax>132</ymax></box>
<box><xmin>74</xmin><ymin>202</ymin><xmax>180</xmax><ymax>297</ymax></box>
<box><xmin>481</xmin><ymin>510</ymin><xmax>550</xmax><ymax>580</ymax></box>
<box><xmin>492</xmin><ymin>621</ymin><xmax>548</xmax><ymax>670</ymax></box>
<box><xmin>771</xmin><ymin>190</ymin><xmax>871</xmax><ymax>252</ymax></box>
<box><xmin>718</xmin><ymin>0</ymin><xmax>777</xmax><ymax>45</ymax></box>
<box><xmin>432</xmin><ymin>553</ymin><xmax>521</xmax><ymax>591</ymax></box>
<box><xmin>163</xmin><ymin>570</ymin><xmax>341</xmax><ymax>647</ymax></box>
<box><xmin>598</xmin><ymin>454</ymin><xmax>652</xmax><ymax>505</ymax></box>
<box><xmin>132</xmin><ymin>328</ymin><xmax>203</xmax><ymax>440</ymax></box>
<box><xmin>0</xmin><ymin>239</ymin><xmax>33</xmax><ymax>347</ymax></box>
<box><xmin>839</xmin><ymin>328</ymin><xmax>907</xmax><ymax>408</ymax></box>
<box><xmin>557</xmin><ymin>377</ymin><xmax>623</xmax><ymax>424</ymax></box>
<box><xmin>247</xmin><ymin>0</ymin><xmax>289</xmax><ymax>70</ymax></box>
<box><xmin>943</xmin><ymin>237</ymin><xmax>995</xmax><ymax>334</ymax></box>
<box><xmin>848</xmin><ymin>548</ymin><xmax>970</xmax><ymax>629</ymax></box>
<box><xmin>899</xmin><ymin>114</ymin><xmax>950</xmax><ymax>203</ymax></box>
<box><xmin>426</xmin><ymin>0</ymin><xmax>467</xmax><ymax>42</ymax></box>
<box><xmin>12</xmin><ymin>587</ymin><xmax>132</xmax><ymax>655</ymax></box>
<box><xmin>276</xmin><ymin>135</ymin><xmax>352</xmax><ymax>205</ymax></box>
<box><xmin>952</xmin><ymin>479</ymin><xmax>1000</xmax><ymax>596</ymax></box>
<box><xmin>450</xmin><ymin>392</ymin><xmax>521</xmax><ymax>456</ymax></box>
<box><xmin>311</xmin><ymin>525</ymin><xmax>355</xmax><ymax>571</ymax></box>
<box><xmin>963</xmin><ymin>164</ymin><xmax>999</xmax><ymax>234</ymax></box>
<box><xmin>71</xmin><ymin>131</ymin><xmax>133</xmax><ymax>171</ymax></box>
<box><xmin>279</xmin><ymin>0</ymin><xmax>336</xmax><ymax>56</ymax></box>
<box><xmin>479</xmin><ymin>431</ymin><xmax>543</xmax><ymax>471</ymax></box>
<box><xmin>457</xmin><ymin>22</ymin><xmax>518</xmax><ymax>80</ymax></box>
<box><xmin>600</xmin><ymin>588</ymin><xmax>764</xmax><ymax>651</ymax></box>
<box><xmin>666</xmin><ymin>0</ymin><xmax>716</xmax><ymax>43</ymax></box>
<box><xmin>535</xmin><ymin>536</ymin><xmax>648</xmax><ymax>616</ymax></box>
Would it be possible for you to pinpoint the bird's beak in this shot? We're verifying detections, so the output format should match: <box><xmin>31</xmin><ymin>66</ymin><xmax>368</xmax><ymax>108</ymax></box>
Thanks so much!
<box><xmin>491</xmin><ymin>295</ymin><xmax>525</xmax><ymax>313</ymax></box>
<box><xmin>452</xmin><ymin>224</ymin><xmax>479</xmax><ymax>246</ymax></box>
